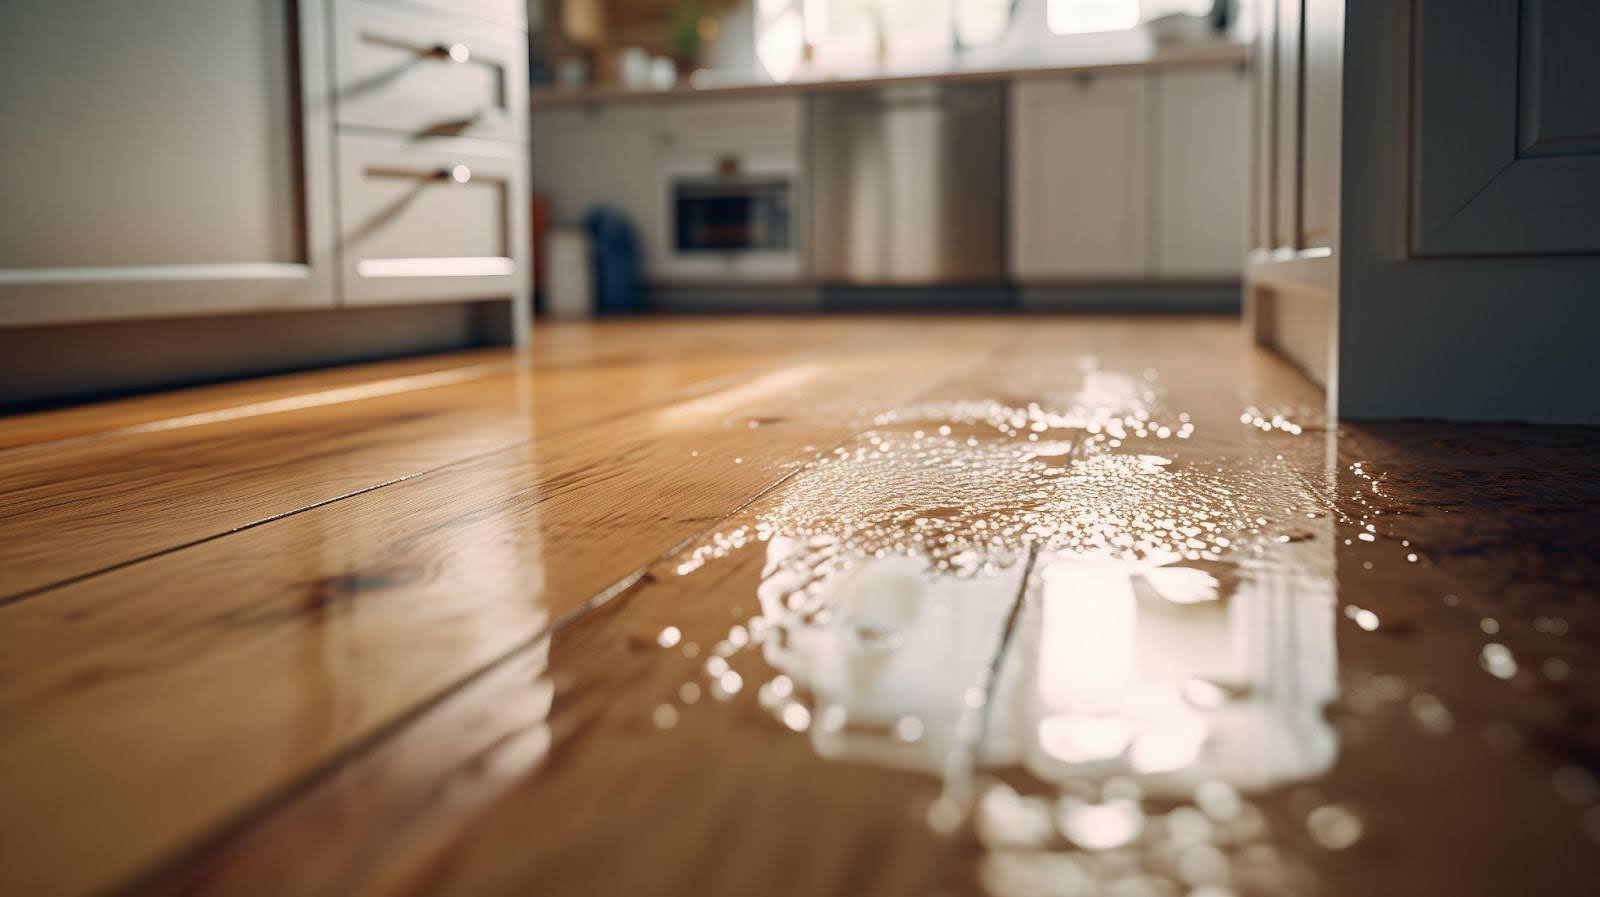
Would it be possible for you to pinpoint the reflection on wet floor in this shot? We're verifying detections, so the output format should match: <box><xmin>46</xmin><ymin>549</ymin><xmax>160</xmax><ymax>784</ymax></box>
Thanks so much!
<box><xmin>636</xmin><ymin>353</ymin><xmax>1600</xmax><ymax>896</ymax></box>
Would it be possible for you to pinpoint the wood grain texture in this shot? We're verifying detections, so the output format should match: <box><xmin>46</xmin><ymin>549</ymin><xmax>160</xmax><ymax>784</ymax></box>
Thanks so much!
<box><xmin>0</xmin><ymin>319</ymin><xmax>872</xmax><ymax>598</ymax></box>
<box><xmin>135</xmin><ymin>318</ymin><xmax>1304</xmax><ymax>897</ymax></box>
<box><xmin>2</xmin><ymin>316</ymin><xmax>1596</xmax><ymax>897</ymax></box>
<box><xmin>0</xmin><ymin>319</ymin><xmax>1010</xmax><ymax>897</ymax></box>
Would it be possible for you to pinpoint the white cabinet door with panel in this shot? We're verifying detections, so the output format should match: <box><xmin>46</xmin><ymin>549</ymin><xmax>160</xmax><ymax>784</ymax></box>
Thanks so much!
<box><xmin>0</xmin><ymin>0</ymin><xmax>336</xmax><ymax>326</ymax></box>
<box><xmin>1010</xmin><ymin>74</ymin><xmax>1149</xmax><ymax>280</ymax></box>
<box><xmin>337</xmin><ymin>135</ymin><xmax>529</xmax><ymax>306</ymax></box>
<box><xmin>1155</xmin><ymin>68</ymin><xmax>1249</xmax><ymax>276</ymax></box>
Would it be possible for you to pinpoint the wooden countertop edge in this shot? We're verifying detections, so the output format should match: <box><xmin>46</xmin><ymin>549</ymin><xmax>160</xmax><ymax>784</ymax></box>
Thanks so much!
<box><xmin>530</xmin><ymin>42</ymin><xmax>1251</xmax><ymax>108</ymax></box>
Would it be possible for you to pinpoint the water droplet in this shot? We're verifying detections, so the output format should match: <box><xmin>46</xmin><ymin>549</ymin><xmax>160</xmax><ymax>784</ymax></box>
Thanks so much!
<box><xmin>1194</xmin><ymin>781</ymin><xmax>1242</xmax><ymax>822</ymax></box>
<box><xmin>926</xmin><ymin>794</ymin><xmax>966</xmax><ymax>835</ymax></box>
<box><xmin>1345</xmin><ymin>605</ymin><xmax>1380</xmax><ymax>631</ymax></box>
<box><xmin>1480</xmin><ymin>643</ymin><xmax>1517</xmax><ymax>680</ymax></box>
<box><xmin>976</xmin><ymin>784</ymin><xmax>1054</xmax><ymax>849</ymax></box>
<box><xmin>780</xmin><ymin>701</ymin><xmax>811</xmax><ymax>732</ymax></box>
<box><xmin>1410</xmin><ymin>693</ymin><xmax>1453</xmax><ymax>734</ymax></box>
<box><xmin>1058</xmin><ymin>796</ymin><xmax>1144</xmax><ymax>851</ymax></box>
<box><xmin>894</xmin><ymin>715</ymin><xmax>925</xmax><ymax>743</ymax></box>
<box><xmin>1306</xmin><ymin>803</ymin><xmax>1364</xmax><ymax>850</ymax></box>
<box><xmin>713</xmin><ymin>670</ymin><xmax>743</xmax><ymax>699</ymax></box>
<box><xmin>1177</xmin><ymin>843</ymin><xmax>1231</xmax><ymax>887</ymax></box>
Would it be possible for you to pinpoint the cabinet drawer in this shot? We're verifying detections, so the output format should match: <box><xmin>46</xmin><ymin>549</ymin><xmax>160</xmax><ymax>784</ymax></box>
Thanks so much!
<box><xmin>337</xmin><ymin>135</ymin><xmax>528</xmax><ymax>306</ymax></box>
<box><xmin>334</xmin><ymin>0</ymin><xmax>526</xmax><ymax>143</ymax></box>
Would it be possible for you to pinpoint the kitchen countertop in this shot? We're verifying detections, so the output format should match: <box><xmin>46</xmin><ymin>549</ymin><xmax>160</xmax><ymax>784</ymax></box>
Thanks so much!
<box><xmin>530</xmin><ymin>38</ymin><xmax>1249</xmax><ymax>108</ymax></box>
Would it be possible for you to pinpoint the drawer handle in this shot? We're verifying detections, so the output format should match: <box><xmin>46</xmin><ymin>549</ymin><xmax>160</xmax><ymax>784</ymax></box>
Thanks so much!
<box><xmin>431</xmin><ymin>42</ymin><xmax>471</xmax><ymax>63</ymax></box>
<box><xmin>438</xmin><ymin>164</ymin><xmax>473</xmax><ymax>184</ymax></box>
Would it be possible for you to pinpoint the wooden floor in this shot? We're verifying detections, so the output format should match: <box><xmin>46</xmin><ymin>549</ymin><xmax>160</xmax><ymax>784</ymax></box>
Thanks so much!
<box><xmin>1</xmin><ymin>316</ymin><xmax>1596</xmax><ymax>897</ymax></box>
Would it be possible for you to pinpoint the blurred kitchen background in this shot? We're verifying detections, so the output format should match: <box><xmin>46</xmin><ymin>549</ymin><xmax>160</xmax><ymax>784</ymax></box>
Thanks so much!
<box><xmin>0</xmin><ymin>0</ymin><xmax>1263</xmax><ymax>407</ymax></box>
<box><xmin>529</xmin><ymin>0</ymin><xmax>1251</xmax><ymax>315</ymax></box>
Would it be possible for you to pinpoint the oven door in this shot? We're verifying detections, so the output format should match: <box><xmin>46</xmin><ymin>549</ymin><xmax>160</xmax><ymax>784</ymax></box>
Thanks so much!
<box><xmin>657</xmin><ymin>152</ymin><xmax>805</xmax><ymax>282</ymax></box>
<box><xmin>674</xmin><ymin>178</ymin><xmax>792</xmax><ymax>253</ymax></box>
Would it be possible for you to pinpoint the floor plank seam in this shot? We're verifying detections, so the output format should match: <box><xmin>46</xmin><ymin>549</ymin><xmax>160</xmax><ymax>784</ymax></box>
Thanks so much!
<box><xmin>0</xmin><ymin>361</ymin><xmax>517</xmax><ymax>460</ymax></box>
<box><xmin>0</xmin><ymin>352</ymin><xmax>844</xmax><ymax>607</ymax></box>
<box><xmin>109</xmin><ymin>336</ymin><xmax>1015</xmax><ymax>897</ymax></box>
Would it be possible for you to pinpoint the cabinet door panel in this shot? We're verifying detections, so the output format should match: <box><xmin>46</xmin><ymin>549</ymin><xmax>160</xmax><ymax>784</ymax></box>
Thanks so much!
<box><xmin>1156</xmin><ymin>69</ymin><xmax>1249</xmax><ymax>276</ymax></box>
<box><xmin>1412</xmin><ymin>0</ymin><xmax>1600</xmax><ymax>255</ymax></box>
<box><xmin>1011</xmin><ymin>75</ymin><xmax>1149</xmax><ymax>279</ymax></box>
<box><xmin>0</xmin><ymin>0</ymin><xmax>335</xmax><ymax>325</ymax></box>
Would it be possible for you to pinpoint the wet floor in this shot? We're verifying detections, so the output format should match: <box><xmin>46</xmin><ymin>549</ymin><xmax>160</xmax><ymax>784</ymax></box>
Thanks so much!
<box><xmin>4</xmin><ymin>317</ymin><xmax>1597</xmax><ymax>897</ymax></box>
<box><xmin>533</xmin><ymin>341</ymin><xmax>1600</xmax><ymax>896</ymax></box>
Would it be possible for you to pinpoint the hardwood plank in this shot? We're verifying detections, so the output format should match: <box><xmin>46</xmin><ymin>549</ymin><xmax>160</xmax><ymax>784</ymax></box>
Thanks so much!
<box><xmin>137</xmin><ymin>317</ymin><xmax>1294</xmax><ymax>897</ymax></box>
<box><xmin>134</xmin><ymin>316</ymin><xmax>1600</xmax><ymax>895</ymax></box>
<box><xmin>16</xmin><ymin>316</ymin><xmax>1593</xmax><ymax>897</ymax></box>
<box><xmin>0</xmin><ymin>322</ymin><xmax>1010</xmax><ymax>897</ymax></box>
<box><xmin>0</xmin><ymin>354</ymin><xmax>764</xmax><ymax>599</ymax></box>
<box><xmin>0</xmin><ymin>318</ymin><xmax>874</xmax><ymax>599</ymax></box>
<box><xmin>0</xmin><ymin>317</ymin><xmax>857</xmax><ymax>454</ymax></box>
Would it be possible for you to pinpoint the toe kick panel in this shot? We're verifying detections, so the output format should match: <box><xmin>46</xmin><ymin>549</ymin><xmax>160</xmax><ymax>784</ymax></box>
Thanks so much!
<box><xmin>336</xmin><ymin>134</ymin><xmax>528</xmax><ymax>306</ymax></box>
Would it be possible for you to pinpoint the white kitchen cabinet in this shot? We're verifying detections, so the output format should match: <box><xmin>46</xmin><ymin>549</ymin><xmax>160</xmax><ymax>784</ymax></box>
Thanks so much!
<box><xmin>0</xmin><ymin>0</ymin><xmax>337</xmax><ymax>326</ymax></box>
<box><xmin>0</xmin><ymin>0</ymin><xmax>530</xmax><ymax>333</ymax></box>
<box><xmin>1153</xmin><ymin>68</ymin><xmax>1248</xmax><ymax>276</ymax></box>
<box><xmin>1010</xmin><ymin>73</ymin><xmax>1150</xmax><ymax>279</ymax></box>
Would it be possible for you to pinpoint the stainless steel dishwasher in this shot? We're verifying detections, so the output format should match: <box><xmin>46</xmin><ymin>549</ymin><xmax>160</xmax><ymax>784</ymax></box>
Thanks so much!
<box><xmin>810</xmin><ymin>82</ymin><xmax>1007</xmax><ymax>284</ymax></box>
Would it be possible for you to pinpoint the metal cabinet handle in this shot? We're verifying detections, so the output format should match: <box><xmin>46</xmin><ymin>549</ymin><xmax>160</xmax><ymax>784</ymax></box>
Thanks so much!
<box><xmin>431</xmin><ymin>42</ymin><xmax>471</xmax><ymax>63</ymax></box>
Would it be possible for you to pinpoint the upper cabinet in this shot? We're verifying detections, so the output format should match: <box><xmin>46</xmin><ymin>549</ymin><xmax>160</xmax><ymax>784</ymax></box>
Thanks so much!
<box><xmin>1011</xmin><ymin>73</ymin><xmax>1150</xmax><ymax>279</ymax></box>
<box><xmin>1010</xmin><ymin>64</ymin><xmax>1247</xmax><ymax>282</ymax></box>
<box><xmin>0</xmin><ymin>0</ymin><xmax>336</xmax><ymax>326</ymax></box>
<box><xmin>1154</xmin><ymin>67</ymin><xmax>1249</xmax><ymax>276</ymax></box>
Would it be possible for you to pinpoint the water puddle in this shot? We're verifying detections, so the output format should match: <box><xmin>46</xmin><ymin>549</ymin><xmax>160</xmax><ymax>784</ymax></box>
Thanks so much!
<box><xmin>633</xmin><ymin>357</ymin><xmax>1600</xmax><ymax>895</ymax></box>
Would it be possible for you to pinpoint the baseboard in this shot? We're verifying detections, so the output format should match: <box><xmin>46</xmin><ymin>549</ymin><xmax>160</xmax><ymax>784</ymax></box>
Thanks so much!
<box><xmin>1017</xmin><ymin>282</ymin><xmax>1242</xmax><ymax>312</ymax></box>
<box><xmin>0</xmin><ymin>301</ymin><xmax>510</xmax><ymax>411</ymax></box>
<box><xmin>644</xmin><ymin>284</ymin><xmax>824</xmax><ymax>313</ymax></box>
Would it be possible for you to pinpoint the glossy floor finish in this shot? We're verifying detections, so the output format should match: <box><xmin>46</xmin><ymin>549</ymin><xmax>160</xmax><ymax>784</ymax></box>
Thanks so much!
<box><xmin>0</xmin><ymin>316</ymin><xmax>1596</xmax><ymax>897</ymax></box>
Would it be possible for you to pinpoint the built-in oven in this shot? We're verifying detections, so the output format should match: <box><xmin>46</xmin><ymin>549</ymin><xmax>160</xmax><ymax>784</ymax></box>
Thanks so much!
<box><xmin>658</xmin><ymin>150</ymin><xmax>804</xmax><ymax>281</ymax></box>
<box><xmin>674</xmin><ymin>177</ymin><xmax>792</xmax><ymax>253</ymax></box>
